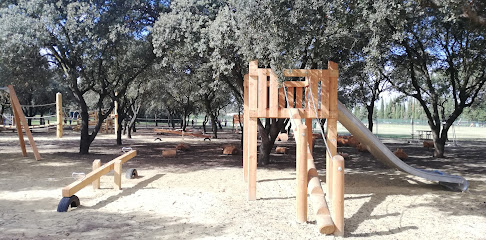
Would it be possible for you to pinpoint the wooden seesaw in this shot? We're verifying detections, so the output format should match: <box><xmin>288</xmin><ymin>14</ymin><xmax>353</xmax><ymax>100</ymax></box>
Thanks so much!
<box><xmin>242</xmin><ymin>60</ymin><xmax>344</xmax><ymax>235</ymax></box>
<box><xmin>57</xmin><ymin>150</ymin><xmax>139</xmax><ymax>212</ymax></box>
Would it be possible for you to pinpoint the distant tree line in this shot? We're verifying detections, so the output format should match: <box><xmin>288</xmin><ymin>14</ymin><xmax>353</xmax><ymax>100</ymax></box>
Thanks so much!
<box><xmin>353</xmin><ymin>97</ymin><xmax>486</xmax><ymax>123</ymax></box>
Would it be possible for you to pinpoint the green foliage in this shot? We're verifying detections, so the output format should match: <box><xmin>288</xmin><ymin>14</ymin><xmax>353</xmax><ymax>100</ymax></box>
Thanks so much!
<box><xmin>151</xmin><ymin>0</ymin><xmax>233</xmax><ymax>135</ymax></box>
<box><xmin>2</xmin><ymin>0</ymin><xmax>485</xmax><ymax>156</ymax></box>
<box><xmin>0</xmin><ymin>0</ymin><xmax>163</xmax><ymax>152</ymax></box>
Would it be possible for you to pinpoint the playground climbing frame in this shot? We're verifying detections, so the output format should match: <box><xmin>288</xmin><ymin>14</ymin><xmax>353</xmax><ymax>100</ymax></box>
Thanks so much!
<box><xmin>242</xmin><ymin>60</ymin><xmax>344</xmax><ymax>235</ymax></box>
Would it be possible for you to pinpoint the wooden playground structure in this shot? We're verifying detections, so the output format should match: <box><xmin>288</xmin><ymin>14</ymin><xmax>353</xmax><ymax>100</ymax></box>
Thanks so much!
<box><xmin>72</xmin><ymin>110</ymin><xmax>116</xmax><ymax>134</ymax></box>
<box><xmin>242</xmin><ymin>61</ymin><xmax>344</xmax><ymax>235</ymax></box>
<box><xmin>1</xmin><ymin>89</ymin><xmax>64</xmax><ymax>137</ymax></box>
<box><xmin>57</xmin><ymin>150</ymin><xmax>138</xmax><ymax>212</ymax></box>
<box><xmin>0</xmin><ymin>85</ymin><xmax>42</xmax><ymax>160</ymax></box>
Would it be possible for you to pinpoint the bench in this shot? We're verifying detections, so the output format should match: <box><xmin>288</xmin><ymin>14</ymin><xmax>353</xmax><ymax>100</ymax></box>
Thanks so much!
<box><xmin>417</xmin><ymin>130</ymin><xmax>432</xmax><ymax>139</ymax></box>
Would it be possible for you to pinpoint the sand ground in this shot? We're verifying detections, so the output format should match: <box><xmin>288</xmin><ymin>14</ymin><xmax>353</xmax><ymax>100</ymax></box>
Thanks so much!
<box><xmin>0</xmin><ymin>128</ymin><xmax>485</xmax><ymax>239</ymax></box>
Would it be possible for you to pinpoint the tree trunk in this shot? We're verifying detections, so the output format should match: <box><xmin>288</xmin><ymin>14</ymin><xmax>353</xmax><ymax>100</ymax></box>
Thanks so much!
<box><xmin>432</xmin><ymin>118</ymin><xmax>456</xmax><ymax>158</ymax></box>
<box><xmin>217</xmin><ymin>119</ymin><xmax>223</xmax><ymax>129</ymax></box>
<box><xmin>170</xmin><ymin>114</ymin><xmax>175</xmax><ymax>129</ymax></box>
<box><xmin>257</xmin><ymin>118</ymin><xmax>288</xmax><ymax>165</ymax></box>
<box><xmin>128</xmin><ymin>122</ymin><xmax>134</xmax><ymax>138</ymax></box>
<box><xmin>202</xmin><ymin>115</ymin><xmax>208</xmax><ymax>133</ymax></box>
<box><xmin>116</xmin><ymin>116</ymin><xmax>124</xmax><ymax>145</ymax></box>
<box><xmin>428</xmin><ymin>120</ymin><xmax>445</xmax><ymax>158</ymax></box>
<box><xmin>209</xmin><ymin>113</ymin><xmax>218</xmax><ymax>139</ymax></box>
<box><xmin>182</xmin><ymin>112</ymin><xmax>187</xmax><ymax>131</ymax></box>
<box><xmin>203</xmin><ymin>98</ymin><xmax>218</xmax><ymax>138</ymax></box>
<box><xmin>367</xmin><ymin>103</ymin><xmax>375</xmax><ymax>132</ymax></box>
<box><xmin>79</xmin><ymin>100</ymin><xmax>92</xmax><ymax>154</ymax></box>
<box><xmin>40</xmin><ymin>113</ymin><xmax>45</xmax><ymax>125</ymax></box>
<box><xmin>259</xmin><ymin>125</ymin><xmax>273</xmax><ymax>165</ymax></box>
<box><xmin>123</xmin><ymin>119</ymin><xmax>128</xmax><ymax>135</ymax></box>
<box><xmin>26</xmin><ymin>107</ymin><xmax>34</xmax><ymax>126</ymax></box>
<box><xmin>433</xmin><ymin>138</ymin><xmax>446</xmax><ymax>158</ymax></box>
<box><xmin>127</xmin><ymin>115</ymin><xmax>138</xmax><ymax>139</ymax></box>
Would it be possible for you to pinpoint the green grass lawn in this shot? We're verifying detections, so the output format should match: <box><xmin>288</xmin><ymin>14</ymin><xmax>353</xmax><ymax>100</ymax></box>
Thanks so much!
<box><xmin>336</xmin><ymin>123</ymin><xmax>486</xmax><ymax>140</ymax></box>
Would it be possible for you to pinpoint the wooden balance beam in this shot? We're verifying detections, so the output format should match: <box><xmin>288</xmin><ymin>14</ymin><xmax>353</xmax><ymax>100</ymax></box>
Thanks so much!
<box><xmin>153</xmin><ymin>128</ymin><xmax>211</xmax><ymax>139</ymax></box>
<box><xmin>295</xmin><ymin>124</ymin><xmax>340</xmax><ymax>234</ymax></box>
<box><xmin>62</xmin><ymin>150</ymin><xmax>137</xmax><ymax>197</ymax></box>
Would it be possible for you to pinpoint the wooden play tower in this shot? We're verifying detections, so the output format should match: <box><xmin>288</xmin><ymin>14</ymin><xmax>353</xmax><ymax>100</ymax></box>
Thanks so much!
<box><xmin>242</xmin><ymin>60</ymin><xmax>344</xmax><ymax>235</ymax></box>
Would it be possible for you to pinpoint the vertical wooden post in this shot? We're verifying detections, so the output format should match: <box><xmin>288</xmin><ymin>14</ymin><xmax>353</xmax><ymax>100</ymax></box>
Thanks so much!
<box><xmin>248</xmin><ymin>118</ymin><xmax>257</xmax><ymax>200</ymax></box>
<box><xmin>258</xmin><ymin>69</ymin><xmax>267</xmax><ymax>117</ymax></box>
<box><xmin>269</xmin><ymin>71</ymin><xmax>278</xmax><ymax>117</ymax></box>
<box><xmin>8</xmin><ymin>85</ymin><xmax>41</xmax><ymax>160</ymax></box>
<box><xmin>278</xmin><ymin>87</ymin><xmax>285</xmax><ymax>108</ymax></box>
<box><xmin>114</xmin><ymin>92</ymin><xmax>119</xmax><ymax>136</ymax></box>
<box><xmin>295</xmin><ymin>87</ymin><xmax>303</xmax><ymax>108</ymax></box>
<box><xmin>321</xmin><ymin>71</ymin><xmax>329</xmax><ymax>118</ymax></box>
<box><xmin>305</xmin><ymin>118</ymin><xmax>313</xmax><ymax>153</ymax></box>
<box><xmin>296</xmin><ymin>125</ymin><xmax>308</xmax><ymax>223</ymax></box>
<box><xmin>326</xmin><ymin>118</ymin><xmax>337</xmax><ymax>197</ymax></box>
<box><xmin>56</xmin><ymin>92</ymin><xmax>63</xmax><ymax>138</ymax></box>
<box><xmin>326</xmin><ymin>62</ymin><xmax>338</xmax><ymax>197</ymax></box>
<box><xmin>243</xmin><ymin>74</ymin><xmax>249</xmax><ymax>182</ymax></box>
<box><xmin>114</xmin><ymin>159</ymin><xmax>122</xmax><ymax>190</ymax></box>
<box><xmin>92</xmin><ymin>159</ymin><xmax>101</xmax><ymax>189</ymax></box>
<box><xmin>288</xmin><ymin>87</ymin><xmax>295</xmax><ymax>108</ymax></box>
<box><xmin>248</xmin><ymin>61</ymin><xmax>258</xmax><ymax>200</ymax></box>
<box><xmin>332</xmin><ymin>155</ymin><xmax>345</xmax><ymax>236</ymax></box>
<box><xmin>308</xmin><ymin>71</ymin><xmax>319</xmax><ymax>118</ymax></box>
<box><xmin>11</xmin><ymin>95</ymin><xmax>27</xmax><ymax>157</ymax></box>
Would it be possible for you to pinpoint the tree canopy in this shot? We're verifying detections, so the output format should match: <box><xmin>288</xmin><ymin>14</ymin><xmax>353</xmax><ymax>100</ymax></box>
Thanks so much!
<box><xmin>1</xmin><ymin>0</ymin><xmax>485</xmax><ymax>158</ymax></box>
<box><xmin>0</xmin><ymin>0</ymin><xmax>164</xmax><ymax>153</ymax></box>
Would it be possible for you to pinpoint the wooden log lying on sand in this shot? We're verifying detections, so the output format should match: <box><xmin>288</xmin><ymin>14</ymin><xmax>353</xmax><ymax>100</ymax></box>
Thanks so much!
<box><xmin>176</xmin><ymin>143</ymin><xmax>190</xmax><ymax>151</ymax></box>
<box><xmin>356</xmin><ymin>143</ymin><xmax>368</xmax><ymax>152</ymax></box>
<box><xmin>275</xmin><ymin>146</ymin><xmax>289</xmax><ymax>154</ymax></box>
<box><xmin>223</xmin><ymin>145</ymin><xmax>239</xmax><ymax>155</ymax></box>
<box><xmin>154</xmin><ymin>128</ymin><xmax>211</xmax><ymax>139</ymax></box>
<box><xmin>162</xmin><ymin>149</ymin><xmax>177</xmax><ymax>157</ymax></box>
<box><xmin>393</xmin><ymin>148</ymin><xmax>408</xmax><ymax>160</ymax></box>
<box><xmin>276</xmin><ymin>133</ymin><xmax>289</xmax><ymax>142</ymax></box>
<box><xmin>423</xmin><ymin>140</ymin><xmax>434</xmax><ymax>149</ymax></box>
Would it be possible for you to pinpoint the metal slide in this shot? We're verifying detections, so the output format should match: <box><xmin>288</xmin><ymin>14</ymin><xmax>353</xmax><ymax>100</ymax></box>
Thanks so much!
<box><xmin>337</xmin><ymin>101</ymin><xmax>469</xmax><ymax>191</ymax></box>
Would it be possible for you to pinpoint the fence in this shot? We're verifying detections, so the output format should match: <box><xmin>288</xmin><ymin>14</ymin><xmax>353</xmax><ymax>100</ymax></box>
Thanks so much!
<box><xmin>135</xmin><ymin>117</ymin><xmax>182</xmax><ymax>129</ymax></box>
<box><xmin>354</xmin><ymin>118</ymin><xmax>486</xmax><ymax>127</ymax></box>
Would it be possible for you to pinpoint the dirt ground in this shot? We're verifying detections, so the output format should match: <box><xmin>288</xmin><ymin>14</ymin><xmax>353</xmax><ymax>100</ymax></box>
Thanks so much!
<box><xmin>0</xmin><ymin>128</ymin><xmax>485</xmax><ymax>240</ymax></box>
